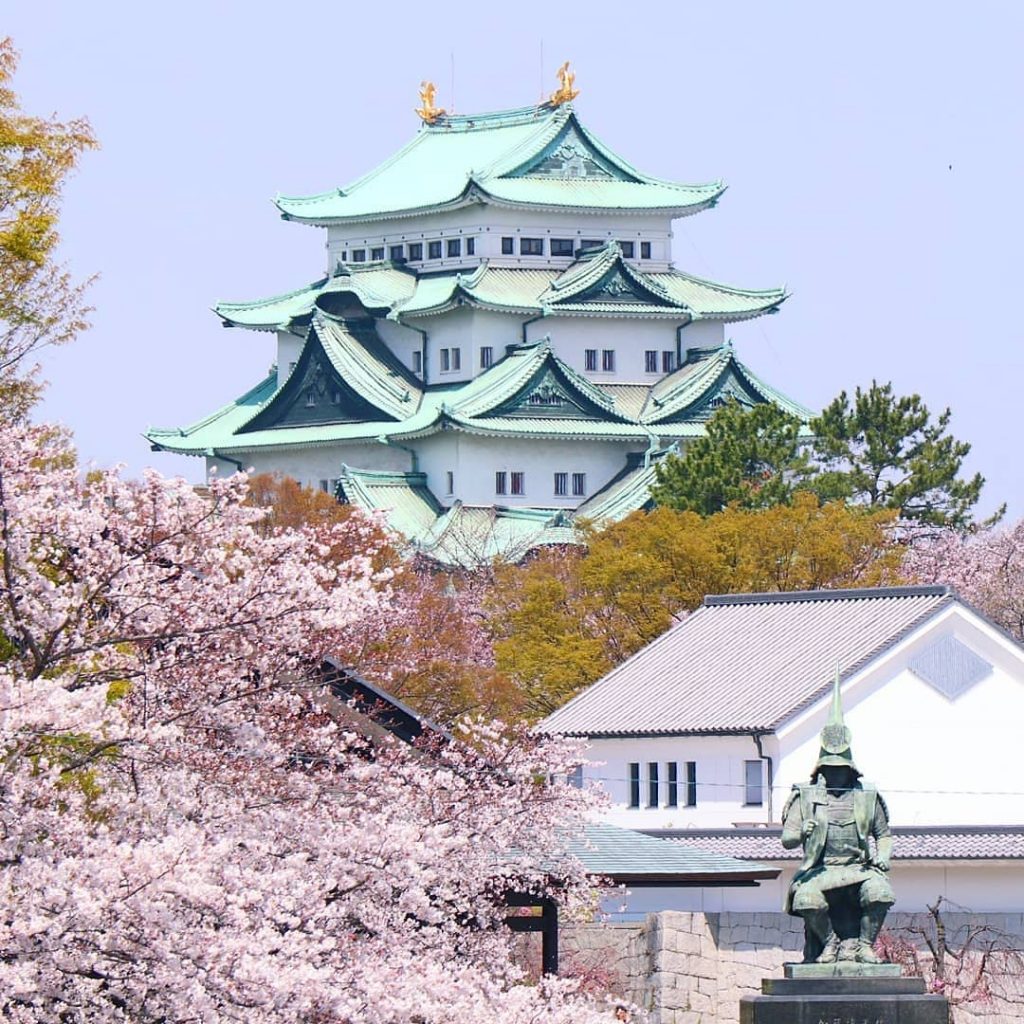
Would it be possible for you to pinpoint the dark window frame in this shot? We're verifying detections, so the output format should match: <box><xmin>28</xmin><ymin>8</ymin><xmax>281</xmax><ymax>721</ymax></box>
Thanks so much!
<box><xmin>645</xmin><ymin>350</ymin><xmax>658</xmax><ymax>373</ymax></box>
<box><xmin>666</xmin><ymin>762</ymin><xmax>679</xmax><ymax>807</ymax></box>
<box><xmin>584</xmin><ymin>349</ymin><xmax>598</xmax><ymax>372</ymax></box>
<box><xmin>371</xmin><ymin>246</ymin><xmax>385</xmax><ymax>261</ymax></box>
<box><xmin>495</xmin><ymin>471</ymin><xmax>507</xmax><ymax>496</ymax></box>
<box><xmin>685</xmin><ymin>761</ymin><xmax>697</xmax><ymax>807</ymax></box>
<box><xmin>451</xmin><ymin>347</ymin><xmax>461</xmax><ymax>371</ymax></box>
<box><xmin>440</xmin><ymin>348</ymin><xmax>451</xmax><ymax>372</ymax></box>
<box><xmin>520</xmin><ymin>237</ymin><xmax>544</xmax><ymax>256</ymax></box>
<box><xmin>571</xmin><ymin>472</ymin><xmax>586</xmax><ymax>497</ymax></box>
<box><xmin>408</xmin><ymin>242</ymin><xmax>423</xmax><ymax>262</ymax></box>
<box><xmin>647</xmin><ymin>762</ymin><xmax>659</xmax><ymax>808</ymax></box>
<box><xmin>550</xmin><ymin>238</ymin><xmax>574</xmax><ymax>256</ymax></box>
<box><xmin>501</xmin><ymin>237</ymin><xmax>515</xmax><ymax>255</ymax></box>
<box><xmin>466</xmin><ymin>237</ymin><xmax>476</xmax><ymax>256</ymax></box>
<box><xmin>554</xmin><ymin>472</ymin><xmax>568</xmax><ymax>497</ymax></box>
<box><xmin>412</xmin><ymin>350</ymin><xmax>422</xmax><ymax>374</ymax></box>
<box><xmin>744</xmin><ymin>760</ymin><xmax>764</xmax><ymax>806</ymax></box>
<box><xmin>601</xmin><ymin>349</ymin><xmax>615</xmax><ymax>372</ymax></box>
<box><xmin>628</xmin><ymin>762</ymin><xmax>641</xmax><ymax>808</ymax></box>
<box><xmin>510</xmin><ymin>471</ymin><xmax>525</xmax><ymax>496</ymax></box>
<box><xmin>640</xmin><ymin>241</ymin><xmax>652</xmax><ymax>260</ymax></box>
<box><xmin>619</xmin><ymin>240</ymin><xmax>635</xmax><ymax>258</ymax></box>
<box><xmin>389</xmin><ymin>244</ymin><xmax>404</xmax><ymax>261</ymax></box>
<box><xmin>447</xmin><ymin>238</ymin><xmax>462</xmax><ymax>258</ymax></box>
<box><xmin>351</xmin><ymin>248</ymin><xmax>366</xmax><ymax>262</ymax></box>
<box><xmin>662</xmin><ymin>351</ymin><xmax>675</xmax><ymax>374</ymax></box>
<box><xmin>428</xmin><ymin>240</ymin><xmax>443</xmax><ymax>259</ymax></box>
<box><xmin>480</xmin><ymin>346</ymin><xmax>493</xmax><ymax>369</ymax></box>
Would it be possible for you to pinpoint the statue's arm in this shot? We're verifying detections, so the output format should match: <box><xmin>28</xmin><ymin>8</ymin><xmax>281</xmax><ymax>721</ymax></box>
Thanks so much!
<box><xmin>780</xmin><ymin>789</ymin><xmax>804</xmax><ymax>850</ymax></box>
<box><xmin>871</xmin><ymin>793</ymin><xmax>892</xmax><ymax>870</ymax></box>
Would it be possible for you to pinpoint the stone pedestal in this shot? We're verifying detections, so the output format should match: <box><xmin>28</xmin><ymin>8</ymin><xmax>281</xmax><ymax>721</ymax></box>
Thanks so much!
<box><xmin>740</xmin><ymin>969</ymin><xmax>949</xmax><ymax>1024</ymax></box>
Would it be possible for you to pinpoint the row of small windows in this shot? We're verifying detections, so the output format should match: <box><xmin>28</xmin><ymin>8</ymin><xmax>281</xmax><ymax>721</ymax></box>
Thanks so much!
<box><xmin>629</xmin><ymin>761</ymin><xmax>698</xmax><ymax>809</ymax></box>
<box><xmin>646</xmin><ymin>350</ymin><xmax>676</xmax><ymax>374</ymax></box>
<box><xmin>410</xmin><ymin>346</ymin><xmax>495</xmax><ymax>376</ymax></box>
<box><xmin>410</xmin><ymin>347</ymin><xmax>673</xmax><ymax>379</ymax></box>
<box><xmin>627</xmin><ymin>761</ymin><xmax>765</xmax><ymax>809</ymax></box>
<box><xmin>339</xmin><ymin>237</ymin><xmax>656</xmax><ymax>264</ymax></box>
<box><xmin>495</xmin><ymin>472</ymin><xmax>588</xmax><ymax>498</ymax></box>
<box><xmin>584</xmin><ymin>349</ymin><xmax>616</xmax><ymax>372</ymax></box>
<box><xmin>342</xmin><ymin>238</ymin><xmax>478</xmax><ymax>264</ymax></box>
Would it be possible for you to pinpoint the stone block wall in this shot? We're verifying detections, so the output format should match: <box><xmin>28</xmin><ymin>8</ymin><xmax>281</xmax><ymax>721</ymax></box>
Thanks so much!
<box><xmin>563</xmin><ymin>911</ymin><xmax>1024</xmax><ymax>1024</ymax></box>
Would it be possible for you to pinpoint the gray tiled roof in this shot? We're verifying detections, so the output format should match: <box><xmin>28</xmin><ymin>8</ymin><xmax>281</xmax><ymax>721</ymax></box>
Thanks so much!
<box><xmin>540</xmin><ymin>587</ymin><xmax>954</xmax><ymax>736</ymax></box>
<box><xmin>570</xmin><ymin>823</ymin><xmax>778</xmax><ymax>882</ymax></box>
<box><xmin>646</xmin><ymin>827</ymin><xmax>1024</xmax><ymax>862</ymax></box>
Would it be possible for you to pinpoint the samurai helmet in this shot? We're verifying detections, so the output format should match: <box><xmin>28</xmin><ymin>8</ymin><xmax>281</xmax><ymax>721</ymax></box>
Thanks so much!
<box><xmin>811</xmin><ymin>664</ymin><xmax>860</xmax><ymax>779</ymax></box>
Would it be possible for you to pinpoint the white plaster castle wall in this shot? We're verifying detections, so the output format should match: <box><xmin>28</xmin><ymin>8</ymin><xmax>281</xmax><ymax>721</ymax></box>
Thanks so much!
<box><xmin>375</xmin><ymin>318</ymin><xmax>427</xmax><ymax>376</ymax></box>
<box><xmin>415</xmin><ymin>308</ymin><xmax>522</xmax><ymax>384</ymax></box>
<box><xmin>775</xmin><ymin>605</ymin><xmax>1024</xmax><ymax>826</ymax></box>
<box><xmin>415</xmin><ymin>433</ymin><xmax>641</xmax><ymax>508</ymax></box>
<box><xmin>276</xmin><ymin>331</ymin><xmax>304</xmax><ymax>389</ymax></box>
<box><xmin>583</xmin><ymin>735</ymin><xmax>777</xmax><ymax>831</ymax></box>
<box><xmin>326</xmin><ymin>208</ymin><xmax>674</xmax><ymax>275</ymax></box>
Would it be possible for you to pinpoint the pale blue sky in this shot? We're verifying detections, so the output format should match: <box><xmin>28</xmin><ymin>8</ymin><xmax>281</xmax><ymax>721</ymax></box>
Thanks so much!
<box><xmin>8</xmin><ymin>2</ymin><xmax>1023</xmax><ymax>518</ymax></box>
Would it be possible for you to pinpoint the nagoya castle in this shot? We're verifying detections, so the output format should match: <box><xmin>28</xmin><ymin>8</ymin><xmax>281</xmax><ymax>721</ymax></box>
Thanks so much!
<box><xmin>148</xmin><ymin>66</ymin><xmax>807</xmax><ymax>565</ymax></box>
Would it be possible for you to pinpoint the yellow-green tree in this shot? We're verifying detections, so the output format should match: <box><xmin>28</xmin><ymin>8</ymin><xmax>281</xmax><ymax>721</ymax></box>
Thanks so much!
<box><xmin>487</xmin><ymin>494</ymin><xmax>901</xmax><ymax>718</ymax></box>
<box><xmin>0</xmin><ymin>38</ymin><xmax>96</xmax><ymax>416</ymax></box>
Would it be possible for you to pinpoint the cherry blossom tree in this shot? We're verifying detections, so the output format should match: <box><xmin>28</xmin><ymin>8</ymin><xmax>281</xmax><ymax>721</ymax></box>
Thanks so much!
<box><xmin>0</xmin><ymin>420</ymin><xmax>609</xmax><ymax>1024</ymax></box>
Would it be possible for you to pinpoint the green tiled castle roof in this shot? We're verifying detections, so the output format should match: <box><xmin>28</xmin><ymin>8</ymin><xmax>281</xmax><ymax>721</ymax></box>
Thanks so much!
<box><xmin>274</xmin><ymin>105</ymin><xmax>724</xmax><ymax>225</ymax></box>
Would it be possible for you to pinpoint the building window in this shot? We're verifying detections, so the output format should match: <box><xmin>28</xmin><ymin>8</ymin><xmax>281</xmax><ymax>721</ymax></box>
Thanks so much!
<box><xmin>412</xmin><ymin>350</ymin><xmax>422</xmax><ymax>374</ymax></box>
<box><xmin>572</xmin><ymin>473</ymin><xmax>586</xmax><ymax>497</ymax></box>
<box><xmin>351</xmin><ymin>248</ymin><xmax>366</xmax><ymax>262</ymax></box>
<box><xmin>640</xmin><ymin>241</ymin><xmax>652</xmax><ymax>259</ymax></box>
<box><xmin>645</xmin><ymin>350</ymin><xmax>658</xmax><ymax>373</ymax></box>
<box><xmin>440</xmin><ymin>348</ymin><xmax>451</xmax><ymax>372</ymax></box>
<box><xmin>501</xmin><ymin>237</ymin><xmax>514</xmax><ymax>255</ymax></box>
<box><xmin>451</xmin><ymin>347</ymin><xmax>461</xmax><ymax>371</ymax></box>
<box><xmin>648</xmin><ymin>762</ymin><xmax>659</xmax><ymax>808</ymax></box>
<box><xmin>662</xmin><ymin>351</ymin><xmax>675</xmax><ymax>373</ymax></box>
<box><xmin>554</xmin><ymin>472</ymin><xmax>568</xmax><ymax>496</ymax></box>
<box><xmin>319</xmin><ymin>479</ymin><xmax>330</xmax><ymax>493</ymax></box>
<box><xmin>305</xmin><ymin>389</ymin><xmax>316</xmax><ymax>408</ymax></box>
<box><xmin>408</xmin><ymin>242</ymin><xmax>423</xmax><ymax>262</ymax></box>
<box><xmin>619</xmin><ymin>241</ymin><xmax>635</xmax><ymax>258</ymax></box>
<box><xmin>331</xmin><ymin>388</ymin><xmax>342</xmax><ymax>405</ymax></box>
<box><xmin>495</xmin><ymin>471</ymin><xmax>507</xmax><ymax>496</ymax></box>
<box><xmin>371</xmin><ymin>246</ymin><xmax>385</xmax><ymax>261</ymax></box>
<box><xmin>581</xmin><ymin>238</ymin><xmax>602</xmax><ymax>249</ymax></box>
<box><xmin>510</xmin><ymin>471</ymin><xmax>525</xmax><ymax>496</ymax></box>
<box><xmin>666</xmin><ymin>762</ymin><xmax>679</xmax><ymax>807</ymax></box>
<box><xmin>389</xmin><ymin>244</ymin><xmax>404</xmax><ymax>260</ymax></box>
<box><xmin>628</xmin><ymin>762</ymin><xmax>640</xmax><ymax>808</ymax></box>
<box><xmin>466</xmin><ymin>237</ymin><xmax>476</xmax><ymax>255</ymax></box>
<box><xmin>685</xmin><ymin>761</ymin><xmax>697</xmax><ymax>807</ymax></box>
<box><xmin>744</xmin><ymin>760</ymin><xmax>764</xmax><ymax>806</ymax></box>
<box><xmin>338</xmin><ymin>251</ymin><xmax>347</xmax><ymax>263</ymax></box>
<box><xmin>480</xmin><ymin>346</ymin><xmax>493</xmax><ymax>369</ymax></box>
<box><xmin>551</xmin><ymin>238</ymin><xmax>574</xmax><ymax>256</ymax></box>
<box><xmin>520</xmin><ymin>237</ymin><xmax>544</xmax><ymax>256</ymax></box>
<box><xmin>447</xmin><ymin>238</ymin><xmax>461</xmax><ymax>257</ymax></box>
<box><xmin>445</xmin><ymin>471</ymin><xmax>454</xmax><ymax>495</ymax></box>
<box><xmin>584</xmin><ymin>349</ymin><xmax>598</xmax><ymax>372</ymax></box>
<box><xmin>602</xmin><ymin>349</ymin><xmax>615</xmax><ymax>372</ymax></box>
<box><xmin>428</xmin><ymin>240</ymin><xmax>443</xmax><ymax>260</ymax></box>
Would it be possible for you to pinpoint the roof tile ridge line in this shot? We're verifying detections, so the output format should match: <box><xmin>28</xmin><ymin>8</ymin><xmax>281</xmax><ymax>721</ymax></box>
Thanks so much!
<box><xmin>541</xmin><ymin>605</ymin><xmax>709</xmax><ymax>731</ymax></box>
<box><xmin>572</xmin><ymin>115</ymin><xmax>723</xmax><ymax>192</ymax></box>
<box><xmin>214</xmin><ymin>275</ymin><xmax>329</xmax><ymax>315</ymax></box>
<box><xmin>768</xmin><ymin>592</ymin><xmax>956</xmax><ymax>733</ymax></box>
<box><xmin>417</xmin><ymin>500</ymin><xmax>464</xmax><ymax>550</ymax></box>
<box><xmin>546</xmin><ymin>243</ymin><xmax>618</xmax><ymax>295</ymax></box>
<box><xmin>275</xmin><ymin>128</ymin><xmax>431</xmax><ymax>209</ymax></box>
<box><xmin>645</xmin><ymin>346</ymin><xmax>730</xmax><ymax>412</ymax></box>
<box><xmin>472</xmin><ymin>105</ymin><xmax>567</xmax><ymax>180</ymax></box>
<box><xmin>727</xmin><ymin>354</ymin><xmax>814</xmax><ymax>421</ymax></box>
<box><xmin>434</xmin><ymin>104</ymin><xmax>551</xmax><ymax>128</ymax></box>
<box><xmin>446</xmin><ymin>343</ymin><xmax>551</xmax><ymax>418</ymax></box>
<box><xmin>545</xmin><ymin>349</ymin><xmax>628</xmax><ymax>418</ymax></box>
<box><xmin>146</xmin><ymin>371</ymin><xmax>278</xmax><ymax>441</ymax></box>
<box><xmin>656</xmin><ymin>265</ymin><xmax>787</xmax><ymax>300</ymax></box>
<box><xmin>391</xmin><ymin>274</ymin><xmax>463</xmax><ymax>319</ymax></box>
<box><xmin>703</xmin><ymin>585</ymin><xmax>953</xmax><ymax>607</ymax></box>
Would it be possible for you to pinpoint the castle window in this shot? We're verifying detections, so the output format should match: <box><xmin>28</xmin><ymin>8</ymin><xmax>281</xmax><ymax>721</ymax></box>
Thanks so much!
<box><xmin>520</xmin><ymin>237</ymin><xmax>544</xmax><ymax>256</ymax></box>
<box><xmin>628</xmin><ymin>763</ymin><xmax>640</xmax><ymax>808</ymax></box>
<box><xmin>744</xmin><ymin>760</ymin><xmax>764</xmax><ymax>806</ymax></box>
<box><xmin>648</xmin><ymin>762</ymin><xmax>659</xmax><ymax>808</ymax></box>
<box><xmin>554</xmin><ymin>472</ymin><xmax>568</xmax><ymax>496</ymax></box>
<box><xmin>581</xmin><ymin>239</ymin><xmax>602</xmax><ymax>250</ymax></box>
<box><xmin>551</xmin><ymin>238</ymin><xmax>574</xmax><ymax>256</ymax></box>
<box><xmin>527</xmin><ymin>390</ymin><xmax>564</xmax><ymax>407</ymax></box>
<box><xmin>466</xmin><ymin>237</ymin><xmax>476</xmax><ymax>256</ymax></box>
<box><xmin>501</xmin><ymin>237</ymin><xmax>514</xmax><ymax>255</ymax></box>
<box><xmin>645</xmin><ymin>350</ymin><xmax>658</xmax><ymax>373</ymax></box>
<box><xmin>601</xmin><ymin>349</ymin><xmax>615</xmax><ymax>372</ymax></box>
<box><xmin>495</xmin><ymin>471</ymin><xmax>507</xmax><ymax>496</ymax></box>
<box><xmin>412</xmin><ymin>351</ymin><xmax>422</xmax><ymax>374</ymax></box>
<box><xmin>351</xmin><ymin>249</ymin><xmax>366</xmax><ymax>262</ymax></box>
<box><xmin>666</xmin><ymin>762</ymin><xmax>679</xmax><ymax>807</ymax></box>
<box><xmin>640</xmin><ymin>241</ymin><xmax>652</xmax><ymax>259</ymax></box>
<box><xmin>389</xmin><ymin>244</ymin><xmax>404</xmax><ymax>260</ymax></box>
<box><xmin>662</xmin><ymin>351</ymin><xmax>675</xmax><ymax>373</ymax></box>
<box><xmin>451</xmin><ymin>347</ymin><xmax>461</xmax><ymax>371</ymax></box>
<box><xmin>305</xmin><ymin>389</ymin><xmax>316</xmax><ymax>407</ymax></box>
<box><xmin>331</xmin><ymin>389</ymin><xmax>342</xmax><ymax>405</ymax></box>
<box><xmin>686</xmin><ymin>761</ymin><xmax>698</xmax><ymax>806</ymax></box>
<box><xmin>447</xmin><ymin>238</ymin><xmax>461</xmax><ymax>258</ymax></box>
<box><xmin>480</xmin><ymin>346</ymin><xmax>493</xmax><ymax>369</ymax></box>
<box><xmin>584</xmin><ymin>349</ymin><xmax>598</xmax><ymax>372</ymax></box>
<box><xmin>440</xmin><ymin>348</ymin><xmax>451</xmax><ymax>372</ymax></box>
<box><xmin>371</xmin><ymin>246</ymin><xmax>385</xmax><ymax>261</ymax></box>
<box><xmin>319</xmin><ymin>479</ymin><xmax>330</xmax><ymax>493</ymax></box>
<box><xmin>510</xmin><ymin>471</ymin><xmax>525</xmax><ymax>496</ymax></box>
<box><xmin>428</xmin><ymin>240</ymin><xmax>442</xmax><ymax>259</ymax></box>
<box><xmin>408</xmin><ymin>242</ymin><xmax>423</xmax><ymax>261</ymax></box>
<box><xmin>445</xmin><ymin>471</ymin><xmax>454</xmax><ymax>495</ymax></box>
<box><xmin>619</xmin><ymin>241</ymin><xmax>635</xmax><ymax>258</ymax></box>
<box><xmin>572</xmin><ymin>473</ymin><xmax>586</xmax><ymax>497</ymax></box>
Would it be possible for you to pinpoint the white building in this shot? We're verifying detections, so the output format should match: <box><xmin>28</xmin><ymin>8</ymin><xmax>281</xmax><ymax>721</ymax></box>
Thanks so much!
<box><xmin>146</xmin><ymin>79</ymin><xmax>805</xmax><ymax>563</ymax></box>
<box><xmin>540</xmin><ymin>586</ymin><xmax>1024</xmax><ymax>915</ymax></box>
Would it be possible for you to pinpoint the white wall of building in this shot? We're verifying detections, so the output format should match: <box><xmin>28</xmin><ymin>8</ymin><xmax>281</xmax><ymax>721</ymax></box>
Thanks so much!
<box><xmin>276</xmin><ymin>330</ymin><xmax>304</xmax><ymax>389</ymax></box>
<box><xmin>326</xmin><ymin>207</ymin><xmax>674</xmax><ymax>275</ymax></box>
<box><xmin>415</xmin><ymin>434</ymin><xmax>641</xmax><ymax>508</ymax></box>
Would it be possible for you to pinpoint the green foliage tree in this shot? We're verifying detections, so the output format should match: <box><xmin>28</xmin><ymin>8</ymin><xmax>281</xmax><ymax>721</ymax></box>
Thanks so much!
<box><xmin>487</xmin><ymin>494</ymin><xmax>900</xmax><ymax>718</ymax></box>
<box><xmin>0</xmin><ymin>38</ymin><xmax>96</xmax><ymax>417</ymax></box>
<box><xmin>650</xmin><ymin>400</ymin><xmax>810</xmax><ymax>515</ymax></box>
<box><xmin>810</xmin><ymin>380</ymin><xmax>994</xmax><ymax>528</ymax></box>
